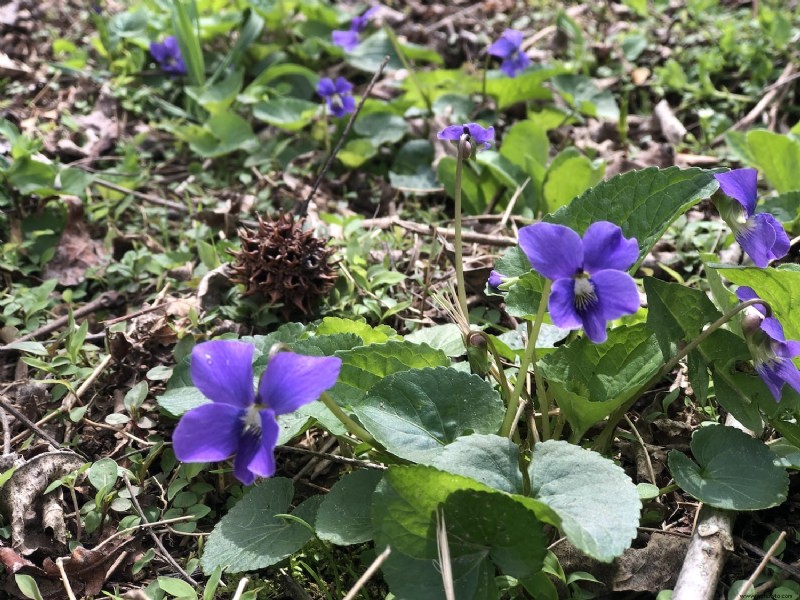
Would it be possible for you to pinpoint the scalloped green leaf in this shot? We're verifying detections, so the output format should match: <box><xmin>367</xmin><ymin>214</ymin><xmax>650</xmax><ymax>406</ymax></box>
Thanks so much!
<box><xmin>381</xmin><ymin>549</ymin><xmax>497</xmax><ymax>600</ymax></box>
<box><xmin>668</xmin><ymin>425</ymin><xmax>788</xmax><ymax>510</ymax></box>
<box><xmin>538</xmin><ymin>324</ymin><xmax>663</xmax><ymax>440</ymax></box>
<box><xmin>643</xmin><ymin>276</ymin><xmax>723</xmax><ymax>357</ymax></box>
<box><xmin>201</xmin><ymin>478</ymin><xmax>321</xmax><ymax>573</ymax></box>
<box><xmin>372</xmin><ymin>466</ymin><xmax>547</xmax><ymax>583</ymax></box>
<box><xmin>315</xmin><ymin>469</ymin><xmax>384</xmax><ymax>545</ymax></box>
<box><xmin>353</xmin><ymin>367</ymin><xmax>504</xmax><ymax>463</ymax></box>
<box><xmin>431</xmin><ymin>434</ymin><xmax>524</xmax><ymax>494</ymax></box>
<box><xmin>542</xmin><ymin>148</ymin><xmax>605</xmax><ymax>213</ymax></box>
<box><xmin>529</xmin><ymin>440</ymin><xmax>641</xmax><ymax>562</ymax></box>
<box><xmin>545</xmin><ymin>167</ymin><xmax>718</xmax><ymax>265</ymax></box>
<box><xmin>301</xmin><ymin>340</ymin><xmax>449</xmax><ymax>435</ymax></box>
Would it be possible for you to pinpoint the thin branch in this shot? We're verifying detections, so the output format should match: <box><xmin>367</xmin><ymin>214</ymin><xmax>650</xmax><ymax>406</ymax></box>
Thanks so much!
<box><xmin>0</xmin><ymin>291</ymin><xmax>121</xmax><ymax>351</ymax></box>
<box><xmin>732</xmin><ymin>532</ymin><xmax>787</xmax><ymax>600</ymax></box>
<box><xmin>297</xmin><ymin>55</ymin><xmax>391</xmax><ymax>217</ymax></box>
<box><xmin>122</xmin><ymin>474</ymin><xmax>198</xmax><ymax>586</ymax></box>
<box><xmin>342</xmin><ymin>546</ymin><xmax>391</xmax><ymax>600</ymax></box>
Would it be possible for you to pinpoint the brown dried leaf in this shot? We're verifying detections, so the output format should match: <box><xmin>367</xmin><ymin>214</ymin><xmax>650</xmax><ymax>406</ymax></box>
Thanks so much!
<box><xmin>43</xmin><ymin>539</ymin><xmax>131</xmax><ymax>597</ymax></box>
<box><xmin>41</xmin><ymin>197</ymin><xmax>106</xmax><ymax>287</ymax></box>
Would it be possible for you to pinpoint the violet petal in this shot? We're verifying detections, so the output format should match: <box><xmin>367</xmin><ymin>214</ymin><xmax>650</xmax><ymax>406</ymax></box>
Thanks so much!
<box><xmin>173</xmin><ymin>403</ymin><xmax>244</xmax><ymax>462</ymax></box>
<box><xmin>582</xmin><ymin>221</ymin><xmax>638</xmax><ymax>274</ymax></box>
<box><xmin>547</xmin><ymin>278</ymin><xmax>583</xmax><ymax>330</ymax></box>
<box><xmin>715</xmin><ymin>169</ymin><xmax>758</xmax><ymax>216</ymax></box>
<box><xmin>518</xmin><ymin>222</ymin><xmax>583</xmax><ymax>280</ymax></box>
<box><xmin>191</xmin><ymin>340</ymin><xmax>255</xmax><ymax>408</ymax></box>
<box><xmin>258</xmin><ymin>352</ymin><xmax>342</xmax><ymax>415</ymax></box>
<box><xmin>590</xmin><ymin>269</ymin><xmax>641</xmax><ymax>321</ymax></box>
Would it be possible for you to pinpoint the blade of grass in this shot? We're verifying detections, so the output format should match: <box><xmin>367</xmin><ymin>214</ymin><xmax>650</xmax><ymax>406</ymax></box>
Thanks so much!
<box><xmin>171</xmin><ymin>0</ymin><xmax>205</xmax><ymax>86</ymax></box>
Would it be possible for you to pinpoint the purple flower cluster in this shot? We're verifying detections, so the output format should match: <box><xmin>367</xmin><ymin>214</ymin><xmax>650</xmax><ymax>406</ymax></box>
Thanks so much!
<box><xmin>519</xmin><ymin>221</ymin><xmax>640</xmax><ymax>343</ymax></box>
<box><xmin>713</xmin><ymin>169</ymin><xmax>790</xmax><ymax>267</ymax></box>
<box><xmin>332</xmin><ymin>6</ymin><xmax>378</xmax><ymax>52</ymax></box>
<box><xmin>173</xmin><ymin>340</ymin><xmax>341</xmax><ymax>485</ymax></box>
<box><xmin>317</xmin><ymin>77</ymin><xmax>356</xmax><ymax>117</ymax></box>
<box><xmin>737</xmin><ymin>287</ymin><xmax>800</xmax><ymax>402</ymax></box>
<box><xmin>488</xmin><ymin>29</ymin><xmax>530</xmax><ymax>78</ymax></box>
<box><xmin>149</xmin><ymin>36</ymin><xmax>187</xmax><ymax>76</ymax></box>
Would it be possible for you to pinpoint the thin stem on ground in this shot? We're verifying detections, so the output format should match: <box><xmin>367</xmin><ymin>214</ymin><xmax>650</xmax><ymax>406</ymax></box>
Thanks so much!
<box><xmin>594</xmin><ymin>298</ymin><xmax>770</xmax><ymax>452</ymax></box>
<box><xmin>501</xmin><ymin>281</ymin><xmax>552</xmax><ymax>438</ymax></box>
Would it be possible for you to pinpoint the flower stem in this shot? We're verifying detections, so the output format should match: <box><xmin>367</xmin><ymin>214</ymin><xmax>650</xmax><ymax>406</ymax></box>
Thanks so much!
<box><xmin>593</xmin><ymin>298</ymin><xmax>770</xmax><ymax>452</ymax></box>
<box><xmin>500</xmin><ymin>280</ymin><xmax>552</xmax><ymax>438</ymax></box>
<box><xmin>453</xmin><ymin>135</ymin><xmax>470</xmax><ymax>323</ymax></box>
<box><xmin>320</xmin><ymin>392</ymin><xmax>375</xmax><ymax>445</ymax></box>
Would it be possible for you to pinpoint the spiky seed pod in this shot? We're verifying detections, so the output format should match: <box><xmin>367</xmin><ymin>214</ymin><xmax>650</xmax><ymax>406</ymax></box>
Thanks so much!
<box><xmin>229</xmin><ymin>214</ymin><xmax>338</xmax><ymax>318</ymax></box>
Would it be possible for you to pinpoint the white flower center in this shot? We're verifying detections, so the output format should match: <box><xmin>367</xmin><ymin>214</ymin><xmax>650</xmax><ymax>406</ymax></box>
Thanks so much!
<box><xmin>573</xmin><ymin>276</ymin><xmax>597</xmax><ymax>311</ymax></box>
<box><xmin>242</xmin><ymin>405</ymin><xmax>263</xmax><ymax>434</ymax></box>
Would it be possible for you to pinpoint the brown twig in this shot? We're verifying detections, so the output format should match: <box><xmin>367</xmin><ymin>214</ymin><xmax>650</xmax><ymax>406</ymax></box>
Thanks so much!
<box><xmin>0</xmin><ymin>291</ymin><xmax>122</xmax><ymax>351</ymax></box>
<box><xmin>55</xmin><ymin>557</ymin><xmax>79</xmax><ymax>600</ymax></box>
<box><xmin>122</xmin><ymin>473</ymin><xmax>198</xmax><ymax>586</ymax></box>
<box><xmin>297</xmin><ymin>55</ymin><xmax>391</xmax><ymax>218</ymax></box>
<box><xmin>342</xmin><ymin>545</ymin><xmax>392</xmax><ymax>600</ymax></box>
<box><xmin>732</xmin><ymin>532</ymin><xmax>787</xmax><ymax>600</ymax></box>
<box><xmin>361</xmin><ymin>216</ymin><xmax>517</xmax><ymax>246</ymax></box>
<box><xmin>0</xmin><ymin>406</ymin><xmax>10</xmax><ymax>455</ymax></box>
<box><xmin>712</xmin><ymin>63</ymin><xmax>797</xmax><ymax>146</ymax></box>
<box><xmin>735</xmin><ymin>536</ymin><xmax>800</xmax><ymax>580</ymax></box>
<box><xmin>0</xmin><ymin>393</ymin><xmax>79</xmax><ymax>455</ymax></box>
<box><xmin>93</xmin><ymin>178</ymin><xmax>188</xmax><ymax>212</ymax></box>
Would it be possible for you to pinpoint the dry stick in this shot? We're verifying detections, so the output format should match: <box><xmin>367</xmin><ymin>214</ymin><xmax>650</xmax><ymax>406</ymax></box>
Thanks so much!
<box><xmin>672</xmin><ymin>415</ymin><xmax>752</xmax><ymax>600</ymax></box>
<box><xmin>93</xmin><ymin>178</ymin><xmax>188</xmax><ymax>212</ymax></box>
<box><xmin>55</xmin><ymin>557</ymin><xmax>79</xmax><ymax>600</ymax></box>
<box><xmin>276</xmin><ymin>444</ymin><xmax>386</xmax><ymax>470</ymax></box>
<box><xmin>122</xmin><ymin>473</ymin><xmax>198</xmax><ymax>586</ymax></box>
<box><xmin>91</xmin><ymin>515</ymin><xmax>195</xmax><ymax>554</ymax></box>
<box><xmin>342</xmin><ymin>545</ymin><xmax>392</xmax><ymax>600</ymax></box>
<box><xmin>623</xmin><ymin>414</ymin><xmax>657</xmax><ymax>485</ymax></box>
<box><xmin>0</xmin><ymin>291</ymin><xmax>121</xmax><ymax>350</ymax></box>
<box><xmin>296</xmin><ymin>55</ymin><xmax>391</xmax><ymax>218</ymax></box>
<box><xmin>232</xmin><ymin>577</ymin><xmax>250</xmax><ymax>600</ymax></box>
<box><xmin>0</xmin><ymin>393</ymin><xmax>75</xmax><ymax>454</ymax></box>
<box><xmin>436</xmin><ymin>509</ymin><xmax>456</xmax><ymax>600</ymax></box>
<box><xmin>0</xmin><ymin>407</ymin><xmax>10</xmax><ymax>455</ymax></box>
<box><xmin>102</xmin><ymin>300</ymin><xmax>177</xmax><ymax>326</ymax></box>
<box><xmin>711</xmin><ymin>63</ymin><xmax>797</xmax><ymax>146</ymax></box>
<box><xmin>735</xmin><ymin>536</ymin><xmax>800</xmax><ymax>580</ymax></box>
<box><xmin>11</xmin><ymin>353</ymin><xmax>115</xmax><ymax>446</ymax></box>
<box><xmin>360</xmin><ymin>216</ymin><xmax>517</xmax><ymax>247</ymax></box>
<box><xmin>732</xmin><ymin>531</ymin><xmax>787</xmax><ymax>600</ymax></box>
<box><xmin>103</xmin><ymin>550</ymin><xmax>129</xmax><ymax>585</ymax></box>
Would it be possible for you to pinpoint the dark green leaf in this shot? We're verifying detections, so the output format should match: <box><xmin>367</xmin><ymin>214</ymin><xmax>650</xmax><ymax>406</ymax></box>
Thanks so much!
<box><xmin>668</xmin><ymin>425</ymin><xmax>788</xmax><ymax>510</ymax></box>
<box><xmin>316</xmin><ymin>469</ymin><xmax>384</xmax><ymax>545</ymax></box>
<box><xmin>546</xmin><ymin>167</ymin><xmax>718</xmax><ymax>266</ymax></box>
<box><xmin>538</xmin><ymin>324</ymin><xmax>662</xmax><ymax>439</ymax></box>
<box><xmin>201</xmin><ymin>478</ymin><xmax>321</xmax><ymax>573</ymax></box>
<box><xmin>353</xmin><ymin>367</ymin><xmax>504</xmax><ymax>463</ymax></box>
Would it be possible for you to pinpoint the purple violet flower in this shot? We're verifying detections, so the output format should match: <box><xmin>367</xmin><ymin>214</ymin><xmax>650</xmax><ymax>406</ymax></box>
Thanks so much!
<box><xmin>736</xmin><ymin>286</ymin><xmax>800</xmax><ymax>402</ymax></box>
<box><xmin>713</xmin><ymin>168</ymin><xmax>790</xmax><ymax>268</ymax></box>
<box><xmin>488</xmin><ymin>270</ymin><xmax>504</xmax><ymax>289</ymax></box>
<box><xmin>317</xmin><ymin>77</ymin><xmax>356</xmax><ymax>117</ymax></box>
<box><xmin>518</xmin><ymin>221</ymin><xmax>640</xmax><ymax>343</ymax></box>
<box><xmin>332</xmin><ymin>6</ymin><xmax>379</xmax><ymax>51</ymax></box>
<box><xmin>487</xmin><ymin>29</ymin><xmax>531</xmax><ymax>78</ymax></box>
<box><xmin>172</xmin><ymin>340</ymin><xmax>342</xmax><ymax>485</ymax></box>
<box><xmin>437</xmin><ymin>123</ymin><xmax>495</xmax><ymax>150</ymax></box>
<box><xmin>149</xmin><ymin>36</ymin><xmax>187</xmax><ymax>76</ymax></box>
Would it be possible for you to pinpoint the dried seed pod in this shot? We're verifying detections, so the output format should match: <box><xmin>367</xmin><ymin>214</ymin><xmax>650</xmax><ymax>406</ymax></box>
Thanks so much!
<box><xmin>229</xmin><ymin>214</ymin><xmax>338</xmax><ymax>318</ymax></box>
